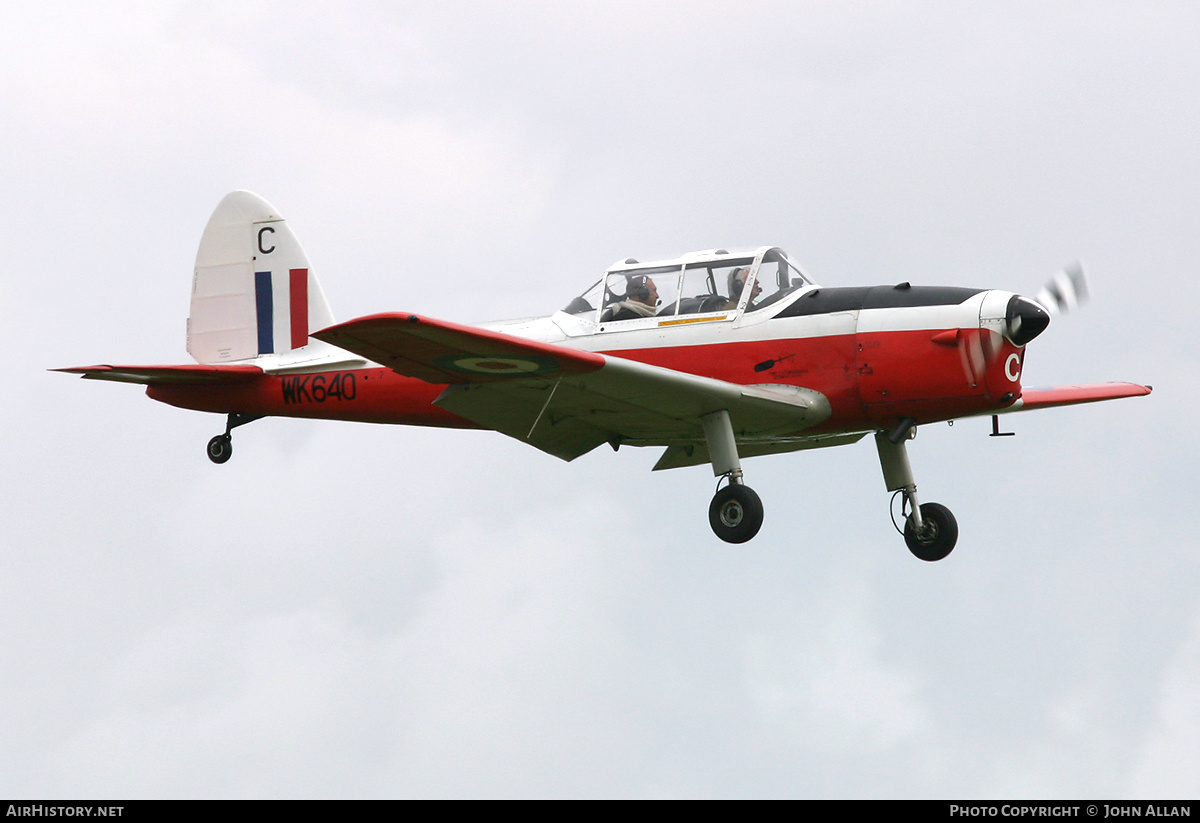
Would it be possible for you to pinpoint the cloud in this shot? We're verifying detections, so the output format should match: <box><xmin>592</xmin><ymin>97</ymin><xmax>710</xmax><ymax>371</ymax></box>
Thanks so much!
<box><xmin>2</xmin><ymin>0</ymin><xmax>1195</xmax><ymax>799</ymax></box>
<box><xmin>1127</xmin><ymin>609</ymin><xmax>1200</xmax><ymax>797</ymax></box>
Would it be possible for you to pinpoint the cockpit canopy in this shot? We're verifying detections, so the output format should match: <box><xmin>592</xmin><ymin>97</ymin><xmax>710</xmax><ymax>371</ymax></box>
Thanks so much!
<box><xmin>561</xmin><ymin>247</ymin><xmax>812</xmax><ymax>325</ymax></box>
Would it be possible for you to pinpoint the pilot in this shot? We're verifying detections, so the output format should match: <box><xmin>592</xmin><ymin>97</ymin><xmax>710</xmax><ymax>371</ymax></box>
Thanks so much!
<box><xmin>606</xmin><ymin>275</ymin><xmax>659</xmax><ymax>321</ymax></box>
<box><xmin>725</xmin><ymin>266</ymin><xmax>761</xmax><ymax>310</ymax></box>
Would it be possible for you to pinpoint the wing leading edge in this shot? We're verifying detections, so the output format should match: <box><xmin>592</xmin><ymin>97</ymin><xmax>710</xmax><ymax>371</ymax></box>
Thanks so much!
<box><xmin>315</xmin><ymin>313</ymin><xmax>833</xmax><ymax>461</ymax></box>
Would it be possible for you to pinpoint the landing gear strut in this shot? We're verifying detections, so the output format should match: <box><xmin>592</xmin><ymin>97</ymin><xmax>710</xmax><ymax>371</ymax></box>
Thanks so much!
<box><xmin>703</xmin><ymin>409</ymin><xmax>764</xmax><ymax>543</ymax></box>
<box><xmin>206</xmin><ymin>413</ymin><xmax>262</xmax><ymax>464</ymax></box>
<box><xmin>875</xmin><ymin>423</ymin><xmax>957</xmax><ymax>561</ymax></box>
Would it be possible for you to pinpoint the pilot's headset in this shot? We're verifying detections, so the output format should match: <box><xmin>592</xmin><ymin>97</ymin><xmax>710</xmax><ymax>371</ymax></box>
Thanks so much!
<box><xmin>628</xmin><ymin>275</ymin><xmax>655</xmax><ymax>305</ymax></box>
<box><xmin>728</xmin><ymin>267</ymin><xmax>749</xmax><ymax>301</ymax></box>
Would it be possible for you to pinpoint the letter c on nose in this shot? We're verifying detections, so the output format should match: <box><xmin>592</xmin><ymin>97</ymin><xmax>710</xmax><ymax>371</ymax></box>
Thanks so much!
<box><xmin>1005</xmin><ymin>353</ymin><xmax>1021</xmax><ymax>382</ymax></box>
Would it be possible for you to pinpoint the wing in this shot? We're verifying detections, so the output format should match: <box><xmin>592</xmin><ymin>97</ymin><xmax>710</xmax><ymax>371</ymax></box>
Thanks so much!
<box><xmin>652</xmin><ymin>432</ymin><xmax>868</xmax><ymax>471</ymax></box>
<box><xmin>1003</xmin><ymin>382</ymin><xmax>1152</xmax><ymax>412</ymax></box>
<box><xmin>315</xmin><ymin>313</ymin><xmax>832</xmax><ymax>461</ymax></box>
<box><xmin>52</xmin><ymin>364</ymin><xmax>264</xmax><ymax>384</ymax></box>
<box><xmin>312</xmin><ymin>312</ymin><xmax>606</xmax><ymax>384</ymax></box>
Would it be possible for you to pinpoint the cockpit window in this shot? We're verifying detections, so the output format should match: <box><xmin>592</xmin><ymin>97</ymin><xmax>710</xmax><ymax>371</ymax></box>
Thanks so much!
<box><xmin>560</xmin><ymin>249</ymin><xmax>810</xmax><ymax>324</ymax></box>
<box><xmin>600</xmin><ymin>265</ymin><xmax>681</xmax><ymax>322</ymax></box>
<box><xmin>744</xmin><ymin>249</ymin><xmax>809</xmax><ymax>312</ymax></box>
<box><xmin>562</xmin><ymin>279</ymin><xmax>604</xmax><ymax>315</ymax></box>
<box><xmin>669</xmin><ymin>258</ymin><xmax>756</xmax><ymax>316</ymax></box>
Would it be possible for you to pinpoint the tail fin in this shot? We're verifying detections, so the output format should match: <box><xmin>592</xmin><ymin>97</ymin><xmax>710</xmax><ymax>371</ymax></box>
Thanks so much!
<box><xmin>187</xmin><ymin>191</ymin><xmax>334</xmax><ymax>364</ymax></box>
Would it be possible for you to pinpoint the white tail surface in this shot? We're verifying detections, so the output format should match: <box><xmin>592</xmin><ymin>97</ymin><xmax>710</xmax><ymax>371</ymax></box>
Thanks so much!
<box><xmin>187</xmin><ymin>191</ymin><xmax>334</xmax><ymax>364</ymax></box>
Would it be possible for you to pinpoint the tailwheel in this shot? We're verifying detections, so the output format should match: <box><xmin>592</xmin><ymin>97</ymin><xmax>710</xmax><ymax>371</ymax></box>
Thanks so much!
<box><xmin>207</xmin><ymin>434</ymin><xmax>232</xmax><ymax>464</ymax></box>
<box><xmin>205</xmin><ymin>413</ymin><xmax>262</xmax><ymax>464</ymax></box>
<box><xmin>904</xmin><ymin>502</ymin><xmax>958</xmax><ymax>562</ymax></box>
<box><xmin>709</xmin><ymin>483</ymin><xmax>764</xmax><ymax>544</ymax></box>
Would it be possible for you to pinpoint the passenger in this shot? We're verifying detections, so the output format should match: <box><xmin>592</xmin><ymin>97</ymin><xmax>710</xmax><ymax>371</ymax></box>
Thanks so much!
<box><xmin>606</xmin><ymin>275</ymin><xmax>659</xmax><ymax>321</ymax></box>
<box><xmin>725</xmin><ymin>266</ymin><xmax>762</xmax><ymax>310</ymax></box>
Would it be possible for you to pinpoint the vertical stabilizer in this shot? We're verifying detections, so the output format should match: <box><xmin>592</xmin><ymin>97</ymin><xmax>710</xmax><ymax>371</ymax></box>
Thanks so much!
<box><xmin>187</xmin><ymin>191</ymin><xmax>334</xmax><ymax>364</ymax></box>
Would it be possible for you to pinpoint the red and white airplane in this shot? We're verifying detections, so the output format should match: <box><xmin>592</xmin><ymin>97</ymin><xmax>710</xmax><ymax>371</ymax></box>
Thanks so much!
<box><xmin>58</xmin><ymin>191</ymin><xmax>1151</xmax><ymax>560</ymax></box>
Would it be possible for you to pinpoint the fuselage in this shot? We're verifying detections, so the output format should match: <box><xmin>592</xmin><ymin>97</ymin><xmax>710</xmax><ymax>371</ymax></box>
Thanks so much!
<box><xmin>148</xmin><ymin>281</ymin><xmax>1036</xmax><ymax>438</ymax></box>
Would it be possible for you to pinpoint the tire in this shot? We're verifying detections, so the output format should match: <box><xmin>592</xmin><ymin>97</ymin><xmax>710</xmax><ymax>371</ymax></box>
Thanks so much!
<box><xmin>207</xmin><ymin>434</ymin><xmax>232</xmax><ymax>464</ymax></box>
<box><xmin>709</xmin><ymin>484</ymin><xmax>764</xmax><ymax>544</ymax></box>
<box><xmin>904</xmin><ymin>502</ymin><xmax>957</xmax><ymax>561</ymax></box>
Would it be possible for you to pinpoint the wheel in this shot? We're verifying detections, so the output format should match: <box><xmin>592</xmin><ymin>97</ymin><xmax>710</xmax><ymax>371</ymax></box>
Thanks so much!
<box><xmin>207</xmin><ymin>434</ymin><xmax>232</xmax><ymax>464</ymax></box>
<box><xmin>709</xmin><ymin>484</ymin><xmax>764</xmax><ymax>544</ymax></box>
<box><xmin>904</xmin><ymin>502</ymin><xmax>958</xmax><ymax>561</ymax></box>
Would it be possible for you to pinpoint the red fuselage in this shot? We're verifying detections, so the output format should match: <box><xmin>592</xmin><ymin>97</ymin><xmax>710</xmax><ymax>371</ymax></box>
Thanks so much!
<box><xmin>148</xmin><ymin>294</ymin><xmax>1028</xmax><ymax>438</ymax></box>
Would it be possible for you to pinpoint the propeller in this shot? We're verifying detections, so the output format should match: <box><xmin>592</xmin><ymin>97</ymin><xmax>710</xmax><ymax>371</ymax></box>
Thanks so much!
<box><xmin>1035</xmin><ymin>261</ymin><xmax>1089</xmax><ymax>316</ymax></box>
<box><xmin>1005</xmin><ymin>262</ymin><xmax>1089</xmax><ymax>347</ymax></box>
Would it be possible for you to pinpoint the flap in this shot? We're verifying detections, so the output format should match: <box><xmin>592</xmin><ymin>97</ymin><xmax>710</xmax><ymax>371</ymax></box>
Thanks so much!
<box><xmin>653</xmin><ymin>432</ymin><xmax>869</xmax><ymax>470</ymax></box>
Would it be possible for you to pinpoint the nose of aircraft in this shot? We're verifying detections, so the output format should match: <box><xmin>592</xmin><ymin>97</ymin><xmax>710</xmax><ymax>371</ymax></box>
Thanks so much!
<box><xmin>1006</xmin><ymin>295</ymin><xmax>1050</xmax><ymax>346</ymax></box>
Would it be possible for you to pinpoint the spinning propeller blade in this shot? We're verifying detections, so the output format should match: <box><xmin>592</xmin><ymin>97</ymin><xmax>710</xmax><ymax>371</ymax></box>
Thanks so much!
<box><xmin>1035</xmin><ymin>261</ymin><xmax>1089</xmax><ymax>316</ymax></box>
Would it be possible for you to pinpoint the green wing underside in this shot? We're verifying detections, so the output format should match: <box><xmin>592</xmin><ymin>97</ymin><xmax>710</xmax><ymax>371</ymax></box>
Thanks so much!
<box><xmin>432</xmin><ymin>358</ymin><xmax>836</xmax><ymax>462</ymax></box>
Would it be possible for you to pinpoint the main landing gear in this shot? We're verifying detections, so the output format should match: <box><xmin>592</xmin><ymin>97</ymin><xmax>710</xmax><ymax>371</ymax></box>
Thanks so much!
<box><xmin>206</xmin><ymin>413</ymin><xmax>262</xmax><ymax>464</ymax></box>
<box><xmin>876</xmin><ymin>419</ymin><xmax>958</xmax><ymax>561</ymax></box>
<box><xmin>703</xmin><ymin>410</ymin><xmax>764</xmax><ymax>543</ymax></box>
<box><xmin>710</xmin><ymin>483</ymin><xmax>764</xmax><ymax>544</ymax></box>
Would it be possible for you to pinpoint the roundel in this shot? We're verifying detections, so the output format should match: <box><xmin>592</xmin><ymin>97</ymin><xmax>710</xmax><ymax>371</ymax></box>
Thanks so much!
<box><xmin>434</xmin><ymin>354</ymin><xmax>561</xmax><ymax>377</ymax></box>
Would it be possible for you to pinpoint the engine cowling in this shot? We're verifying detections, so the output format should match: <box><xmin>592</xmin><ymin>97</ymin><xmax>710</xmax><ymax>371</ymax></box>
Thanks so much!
<box><xmin>978</xmin><ymin>290</ymin><xmax>1049</xmax><ymax>403</ymax></box>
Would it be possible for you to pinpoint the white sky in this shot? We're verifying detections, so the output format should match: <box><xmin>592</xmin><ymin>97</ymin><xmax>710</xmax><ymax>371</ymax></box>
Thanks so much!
<box><xmin>1</xmin><ymin>0</ymin><xmax>1195</xmax><ymax>798</ymax></box>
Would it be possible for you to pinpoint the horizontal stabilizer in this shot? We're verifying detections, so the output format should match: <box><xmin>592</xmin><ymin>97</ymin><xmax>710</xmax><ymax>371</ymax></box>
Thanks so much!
<box><xmin>53</xmin><ymin>364</ymin><xmax>263</xmax><ymax>385</ymax></box>
<box><xmin>1005</xmin><ymin>382</ymin><xmax>1151</xmax><ymax>412</ymax></box>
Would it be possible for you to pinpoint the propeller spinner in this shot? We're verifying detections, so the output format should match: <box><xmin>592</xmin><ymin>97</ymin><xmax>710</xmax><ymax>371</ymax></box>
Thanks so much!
<box><xmin>1006</xmin><ymin>294</ymin><xmax>1050</xmax><ymax>346</ymax></box>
